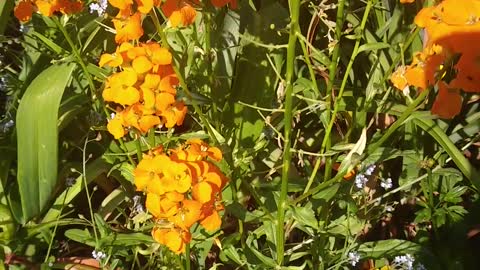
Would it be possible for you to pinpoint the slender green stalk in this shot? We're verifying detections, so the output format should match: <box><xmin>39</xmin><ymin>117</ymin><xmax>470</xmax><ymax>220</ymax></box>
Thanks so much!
<box><xmin>149</xmin><ymin>9</ymin><xmax>220</xmax><ymax>145</ymax></box>
<box><xmin>276</xmin><ymin>0</ymin><xmax>300</xmax><ymax>265</ymax></box>
<box><xmin>135</xmin><ymin>136</ymin><xmax>143</xmax><ymax>161</ymax></box>
<box><xmin>185</xmin><ymin>243</ymin><xmax>191</xmax><ymax>270</ymax></box>
<box><xmin>321</xmin><ymin>1</ymin><xmax>374</xmax><ymax>154</ymax></box>
<box><xmin>203</xmin><ymin>10</ymin><xmax>220</xmax><ymax>129</ymax></box>
<box><xmin>54</xmin><ymin>18</ymin><xmax>96</xmax><ymax>103</ymax></box>
<box><xmin>44</xmin><ymin>189</ymin><xmax>69</xmax><ymax>262</ymax></box>
<box><xmin>298</xmin><ymin>35</ymin><xmax>320</xmax><ymax>97</ymax></box>
<box><xmin>367</xmin><ymin>88</ymin><xmax>430</xmax><ymax>153</ymax></box>
<box><xmin>304</xmin><ymin>0</ymin><xmax>346</xmax><ymax>193</ymax></box>
<box><xmin>82</xmin><ymin>134</ymin><xmax>99</xmax><ymax>246</ymax></box>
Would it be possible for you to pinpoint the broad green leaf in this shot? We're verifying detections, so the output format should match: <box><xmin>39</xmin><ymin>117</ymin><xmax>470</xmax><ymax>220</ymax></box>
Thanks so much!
<box><xmin>413</xmin><ymin>116</ymin><xmax>480</xmax><ymax>190</ymax></box>
<box><xmin>0</xmin><ymin>0</ymin><xmax>14</xmax><ymax>36</ymax></box>
<box><xmin>16</xmin><ymin>63</ymin><xmax>75</xmax><ymax>223</ymax></box>
<box><xmin>358</xmin><ymin>239</ymin><xmax>422</xmax><ymax>258</ymax></box>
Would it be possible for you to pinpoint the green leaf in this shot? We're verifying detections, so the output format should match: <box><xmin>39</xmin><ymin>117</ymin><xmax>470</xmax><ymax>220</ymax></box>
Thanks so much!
<box><xmin>0</xmin><ymin>0</ymin><xmax>14</xmax><ymax>36</ymax></box>
<box><xmin>16</xmin><ymin>63</ymin><xmax>75</xmax><ymax>223</ymax></box>
<box><xmin>358</xmin><ymin>239</ymin><xmax>422</xmax><ymax>258</ymax></box>
<box><xmin>64</xmin><ymin>228</ymin><xmax>95</xmax><ymax>246</ymax></box>
<box><xmin>356</xmin><ymin>42</ymin><xmax>390</xmax><ymax>55</ymax></box>
<box><xmin>413</xmin><ymin>116</ymin><xmax>480</xmax><ymax>190</ymax></box>
<box><xmin>288</xmin><ymin>204</ymin><xmax>318</xmax><ymax>230</ymax></box>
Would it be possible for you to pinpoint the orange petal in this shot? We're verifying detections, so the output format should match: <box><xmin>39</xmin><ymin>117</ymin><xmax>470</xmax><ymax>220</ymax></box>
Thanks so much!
<box><xmin>14</xmin><ymin>1</ymin><xmax>34</xmax><ymax>22</ymax></box>
<box><xmin>132</xmin><ymin>55</ymin><xmax>153</xmax><ymax>74</ymax></box>
<box><xmin>200</xmin><ymin>210</ymin><xmax>222</xmax><ymax>232</ymax></box>
<box><xmin>107</xmin><ymin>117</ymin><xmax>125</xmax><ymax>139</ymax></box>
<box><xmin>192</xmin><ymin>182</ymin><xmax>213</xmax><ymax>203</ymax></box>
<box><xmin>431</xmin><ymin>83</ymin><xmax>462</xmax><ymax>119</ymax></box>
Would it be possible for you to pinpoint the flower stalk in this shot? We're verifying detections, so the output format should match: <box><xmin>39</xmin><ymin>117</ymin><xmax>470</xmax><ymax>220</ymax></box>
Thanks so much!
<box><xmin>276</xmin><ymin>0</ymin><xmax>300</xmax><ymax>265</ymax></box>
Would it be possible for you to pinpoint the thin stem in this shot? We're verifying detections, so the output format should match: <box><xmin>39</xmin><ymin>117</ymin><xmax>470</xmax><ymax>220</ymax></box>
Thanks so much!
<box><xmin>44</xmin><ymin>189</ymin><xmax>69</xmax><ymax>262</ymax></box>
<box><xmin>367</xmin><ymin>88</ymin><xmax>430</xmax><ymax>154</ymax></box>
<box><xmin>185</xmin><ymin>243</ymin><xmax>191</xmax><ymax>270</ymax></box>
<box><xmin>54</xmin><ymin>18</ymin><xmax>97</xmax><ymax>104</ymax></box>
<box><xmin>82</xmin><ymin>134</ymin><xmax>99</xmax><ymax>246</ymax></box>
<box><xmin>298</xmin><ymin>34</ymin><xmax>320</xmax><ymax>97</ymax></box>
<box><xmin>135</xmin><ymin>135</ymin><xmax>143</xmax><ymax>161</ymax></box>
<box><xmin>321</xmin><ymin>0</ymin><xmax>347</xmax><ymax>183</ymax></box>
<box><xmin>276</xmin><ymin>0</ymin><xmax>300</xmax><ymax>266</ymax></box>
<box><xmin>321</xmin><ymin>0</ymin><xmax>374</xmax><ymax>155</ymax></box>
<box><xmin>150</xmin><ymin>9</ymin><xmax>220</xmax><ymax>145</ymax></box>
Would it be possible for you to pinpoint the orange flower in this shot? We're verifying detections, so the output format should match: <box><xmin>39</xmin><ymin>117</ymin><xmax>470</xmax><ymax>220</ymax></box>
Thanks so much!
<box><xmin>211</xmin><ymin>0</ymin><xmax>237</xmax><ymax>8</ymax></box>
<box><xmin>103</xmin><ymin>70</ymin><xmax>140</xmax><ymax>106</ymax></box>
<box><xmin>152</xmin><ymin>227</ymin><xmax>191</xmax><ymax>254</ymax></box>
<box><xmin>107</xmin><ymin>113</ymin><xmax>126</xmax><ymax>139</ymax></box>
<box><xmin>160</xmin><ymin>159</ymin><xmax>192</xmax><ymax>193</ymax></box>
<box><xmin>109</xmin><ymin>0</ymin><xmax>133</xmax><ymax>10</ymax></box>
<box><xmin>134</xmin><ymin>154</ymin><xmax>167</xmax><ymax>192</ymax></box>
<box><xmin>162</xmin><ymin>0</ymin><xmax>197</xmax><ymax>27</ymax></box>
<box><xmin>391</xmin><ymin>0</ymin><xmax>480</xmax><ymax>118</ymax></box>
<box><xmin>14</xmin><ymin>0</ymin><xmax>34</xmax><ymax>22</ymax></box>
<box><xmin>112</xmin><ymin>12</ymin><xmax>144</xmax><ymax>43</ymax></box>
<box><xmin>399</xmin><ymin>0</ymin><xmax>415</xmax><ymax>3</ymax></box>
<box><xmin>168</xmin><ymin>199</ymin><xmax>202</xmax><ymax>229</ymax></box>
<box><xmin>431</xmin><ymin>82</ymin><xmax>463</xmax><ymax>119</ymax></box>
<box><xmin>200</xmin><ymin>206</ymin><xmax>222</xmax><ymax>232</ymax></box>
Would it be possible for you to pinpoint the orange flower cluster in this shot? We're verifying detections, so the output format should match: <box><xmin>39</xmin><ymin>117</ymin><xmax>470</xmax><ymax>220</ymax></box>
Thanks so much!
<box><xmin>100</xmin><ymin>42</ymin><xmax>187</xmax><ymax>139</ymax></box>
<box><xmin>391</xmin><ymin>0</ymin><xmax>480</xmax><ymax>118</ymax></box>
<box><xmin>109</xmin><ymin>0</ymin><xmax>237</xmax><ymax>43</ymax></box>
<box><xmin>134</xmin><ymin>139</ymin><xmax>227</xmax><ymax>254</ymax></box>
<box><xmin>14</xmin><ymin>0</ymin><xmax>83</xmax><ymax>22</ymax></box>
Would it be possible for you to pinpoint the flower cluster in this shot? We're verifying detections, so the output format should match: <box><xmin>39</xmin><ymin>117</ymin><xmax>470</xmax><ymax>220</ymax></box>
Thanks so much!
<box><xmin>391</xmin><ymin>0</ymin><xmax>480</xmax><ymax>118</ymax></box>
<box><xmin>134</xmin><ymin>139</ymin><xmax>228</xmax><ymax>254</ymax></box>
<box><xmin>392</xmin><ymin>254</ymin><xmax>415</xmax><ymax>270</ymax></box>
<box><xmin>108</xmin><ymin>0</ymin><xmax>237</xmax><ymax>43</ymax></box>
<box><xmin>14</xmin><ymin>0</ymin><xmax>83</xmax><ymax>22</ymax></box>
<box><xmin>100</xmin><ymin>42</ymin><xmax>187</xmax><ymax>139</ymax></box>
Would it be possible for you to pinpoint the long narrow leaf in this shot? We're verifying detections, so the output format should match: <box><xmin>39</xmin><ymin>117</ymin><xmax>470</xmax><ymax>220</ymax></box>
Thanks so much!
<box><xmin>16</xmin><ymin>63</ymin><xmax>75</xmax><ymax>223</ymax></box>
<box><xmin>413</xmin><ymin>116</ymin><xmax>480</xmax><ymax>190</ymax></box>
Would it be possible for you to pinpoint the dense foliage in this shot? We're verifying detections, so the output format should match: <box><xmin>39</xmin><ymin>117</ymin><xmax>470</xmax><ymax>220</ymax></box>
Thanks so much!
<box><xmin>0</xmin><ymin>0</ymin><xmax>480</xmax><ymax>269</ymax></box>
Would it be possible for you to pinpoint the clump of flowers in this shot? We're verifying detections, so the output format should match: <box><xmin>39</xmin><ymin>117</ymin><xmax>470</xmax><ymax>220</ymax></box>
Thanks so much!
<box><xmin>14</xmin><ymin>0</ymin><xmax>83</xmax><ymax>22</ymax></box>
<box><xmin>100</xmin><ymin>42</ymin><xmax>187</xmax><ymax>139</ymax></box>
<box><xmin>391</xmin><ymin>0</ymin><xmax>480</xmax><ymax>118</ymax></box>
<box><xmin>134</xmin><ymin>139</ymin><xmax>228</xmax><ymax>254</ymax></box>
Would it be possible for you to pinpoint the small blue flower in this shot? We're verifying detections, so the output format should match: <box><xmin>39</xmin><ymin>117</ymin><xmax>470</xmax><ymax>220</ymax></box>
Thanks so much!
<box><xmin>89</xmin><ymin>0</ymin><xmax>108</xmax><ymax>16</ymax></box>
<box><xmin>381</xmin><ymin>177</ymin><xmax>393</xmax><ymax>190</ymax></box>
<box><xmin>348</xmin><ymin>252</ymin><xmax>360</xmax><ymax>266</ymax></box>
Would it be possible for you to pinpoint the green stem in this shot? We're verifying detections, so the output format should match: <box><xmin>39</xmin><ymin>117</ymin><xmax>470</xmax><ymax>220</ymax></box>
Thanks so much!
<box><xmin>150</xmin><ymin>9</ymin><xmax>220</xmax><ymax>145</ymax></box>
<box><xmin>321</xmin><ymin>0</ymin><xmax>346</xmax><ymax>183</ymax></box>
<box><xmin>135</xmin><ymin>136</ymin><xmax>143</xmax><ymax>161</ymax></box>
<box><xmin>44</xmin><ymin>189</ymin><xmax>69</xmax><ymax>262</ymax></box>
<box><xmin>298</xmin><ymin>34</ymin><xmax>320</xmax><ymax>97</ymax></box>
<box><xmin>276</xmin><ymin>0</ymin><xmax>300</xmax><ymax>266</ymax></box>
<box><xmin>321</xmin><ymin>0</ymin><xmax>373</xmax><ymax>155</ymax></box>
<box><xmin>82</xmin><ymin>134</ymin><xmax>99</xmax><ymax>247</ymax></box>
<box><xmin>367</xmin><ymin>88</ymin><xmax>430</xmax><ymax>154</ymax></box>
<box><xmin>185</xmin><ymin>243</ymin><xmax>191</xmax><ymax>270</ymax></box>
<box><xmin>54</xmin><ymin>18</ymin><xmax>97</xmax><ymax>104</ymax></box>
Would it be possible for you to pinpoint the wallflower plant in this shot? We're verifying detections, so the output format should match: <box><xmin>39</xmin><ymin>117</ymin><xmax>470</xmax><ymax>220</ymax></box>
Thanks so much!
<box><xmin>1</xmin><ymin>0</ymin><xmax>480</xmax><ymax>269</ymax></box>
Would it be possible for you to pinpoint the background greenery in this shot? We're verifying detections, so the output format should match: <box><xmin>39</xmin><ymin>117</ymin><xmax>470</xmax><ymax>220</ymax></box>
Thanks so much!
<box><xmin>0</xmin><ymin>0</ymin><xmax>480</xmax><ymax>269</ymax></box>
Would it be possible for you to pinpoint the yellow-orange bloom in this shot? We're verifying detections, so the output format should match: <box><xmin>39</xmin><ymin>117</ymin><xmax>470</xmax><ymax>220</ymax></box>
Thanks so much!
<box><xmin>14</xmin><ymin>1</ymin><xmax>34</xmax><ymax>22</ymax></box>
<box><xmin>112</xmin><ymin>12</ymin><xmax>144</xmax><ymax>43</ymax></box>
<box><xmin>152</xmin><ymin>227</ymin><xmax>191</xmax><ymax>254</ymax></box>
